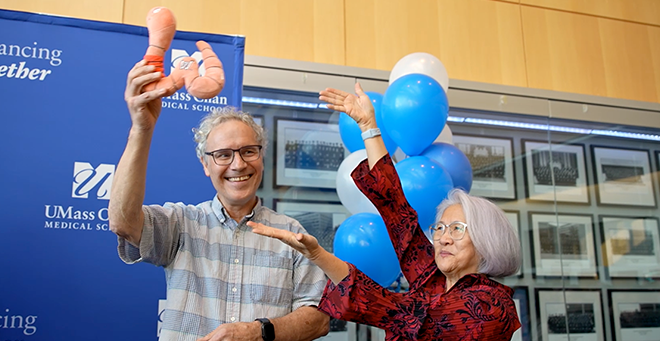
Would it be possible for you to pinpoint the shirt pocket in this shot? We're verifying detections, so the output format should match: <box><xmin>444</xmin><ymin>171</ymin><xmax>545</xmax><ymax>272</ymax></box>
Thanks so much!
<box><xmin>250</xmin><ymin>253</ymin><xmax>294</xmax><ymax>307</ymax></box>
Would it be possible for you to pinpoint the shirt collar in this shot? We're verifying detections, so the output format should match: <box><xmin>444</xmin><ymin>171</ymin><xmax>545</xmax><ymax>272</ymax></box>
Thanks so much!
<box><xmin>211</xmin><ymin>195</ymin><xmax>261</xmax><ymax>224</ymax></box>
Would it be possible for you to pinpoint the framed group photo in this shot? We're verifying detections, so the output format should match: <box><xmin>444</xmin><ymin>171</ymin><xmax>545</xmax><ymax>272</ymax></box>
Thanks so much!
<box><xmin>591</xmin><ymin>146</ymin><xmax>656</xmax><ymax>207</ymax></box>
<box><xmin>275</xmin><ymin>118</ymin><xmax>348</xmax><ymax>188</ymax></box>
<box><xmin>273</xmin><ymin>200</ymin><xmax>350</xmax><ymax>252</ymax></box>
<box><xmin>529</xmin><ymin>212</ymin><xmax>597</xmax><ymax>278</ymax></box>
<box><xmin>452</xmin><ymin>134</ymin><xmax>516</xmax><ymax>199</ymax></box>
<box><xmin>536</xmin><ymin>289</ymin><xmax>604</xmax><ymax>341</ymax></box>
<box><xmin>522</xmin><ymin>140</ymin><xmax>589</xmax><ymax>204</ymax></box>
<box><xmin>600</xmin><ymin>215</ymin><xmax>660</xmax><ymax>278</ymax></box>
<box><xmin>609</xmin><ymin>290</ymin><xmax>660</xmax><ymax>341</ymax></box>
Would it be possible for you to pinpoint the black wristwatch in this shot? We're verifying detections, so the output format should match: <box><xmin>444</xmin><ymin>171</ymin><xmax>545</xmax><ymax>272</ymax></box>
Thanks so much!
<box><xmin>255</xmin><ymin>318</ymin><xmax>275</xmax><ymax>341</ymax></box>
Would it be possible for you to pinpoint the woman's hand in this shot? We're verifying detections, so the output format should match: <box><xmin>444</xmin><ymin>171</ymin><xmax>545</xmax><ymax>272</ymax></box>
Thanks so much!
<box><xmin>248</xmin><ymin>221</ymin><xmax>351</xmax><ymax>284</ymax></box>
<box><xmin>320</xmin><ymin>83</ymin><xmax>376</xmax><ymax>131</ymax></box>
<box><xmin>247</xmin><ymin>221</ymin><xmax>323</xmax><ymax>262</ymax></box>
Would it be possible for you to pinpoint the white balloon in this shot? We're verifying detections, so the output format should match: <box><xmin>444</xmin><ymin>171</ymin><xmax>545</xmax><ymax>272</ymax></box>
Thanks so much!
<box><xmin>435</xmin><ymin>125</ymin><xmax>453</xmax><ymax>144</ymax></box>
<box><xmin>336</xmin><ymin>149</ymin><xmax>379</xmax><ymax>215</ymax></box>
<box><xmin>389</xmin><ymin>52</ymin><xmax>449</xmax><ymax>93</ymax></box>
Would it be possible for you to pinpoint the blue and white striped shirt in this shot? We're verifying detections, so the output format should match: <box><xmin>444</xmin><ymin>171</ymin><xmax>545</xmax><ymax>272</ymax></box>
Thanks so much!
<box><xmin>117</xmin><ymin>196</ymin><xmax>327</xmax><ymax>340</ymax></box>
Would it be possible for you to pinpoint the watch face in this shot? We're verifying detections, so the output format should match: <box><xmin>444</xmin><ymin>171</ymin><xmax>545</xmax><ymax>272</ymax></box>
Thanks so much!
<box><xmin>263</xmin><ymin>322</ymin><xmax>274</xmax><ymax>339</ymax></box>
<box><xmin>257</xmin><ymin>318</ymin><xmax>275</xmax><ymax>341</ymax></box>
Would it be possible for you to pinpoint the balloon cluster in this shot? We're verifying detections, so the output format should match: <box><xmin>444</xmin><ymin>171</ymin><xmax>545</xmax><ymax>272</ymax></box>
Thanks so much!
<box><xmin>334</xmin><ymin>53</ymin><xmax>474</xmax><ymax>287</ymax></box>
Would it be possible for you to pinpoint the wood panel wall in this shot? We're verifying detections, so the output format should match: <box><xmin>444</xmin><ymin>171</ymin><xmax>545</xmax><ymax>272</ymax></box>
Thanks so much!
<box><xmin>521</xmin><ymin>0</ymin><xmax>660</xmax><ymax>26</ymax></box>
<box><xmin>1</xmin><ymin>0</ymin><xmax>658</xmax><ymax>103</ymax></box>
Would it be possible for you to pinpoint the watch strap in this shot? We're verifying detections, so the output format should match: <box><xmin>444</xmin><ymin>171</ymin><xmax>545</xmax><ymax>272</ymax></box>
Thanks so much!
<box><xmin>361</xmin><ymin>128</ymin><xmax>381</xmax><ymax>141</ymax></box>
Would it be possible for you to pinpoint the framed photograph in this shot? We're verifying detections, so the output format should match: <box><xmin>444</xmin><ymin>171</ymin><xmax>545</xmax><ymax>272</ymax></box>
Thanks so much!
<box><xmin>600</xmin><ymin>216</ymin><xmax>660</xmax><ymax>278</ymax></box>
<box><xmin>536</xmin><ymin>289</ymin><xmax>604</xmax><ymax>341</ymax></box>
<box><xmin>453</xmin><ymin>134</ymin><xmax>516</xmax><ymax>199</ymax></box>
<box><xmin>275</xmin><ymin>118</ymin><xmax>348</xmax><ymax>188</ymax></box>
<box><xmin>591</xmin><ymin>146</ymin><xmax>656</xmax><ymax>207</ymax></box>
<box><xmin>609</xmin><ymin>290</ymin><xmax>660</xmax><ymax>341</ymax></box>
<box><xmin>512</xmin><ymin>286</ymin><xmax>531</xmax><ymax>341</ymax></box>
<box><xmin>505</xmin><ymin>211</ymin><xmax>523</xmax><ymax>278</ymax></box>
<box><xmin>522</xmin><ymin>140</ymin><xmax>589</xmax><ymax>204</ymax></box>
<box><xmin>274</xmin><ymin>200</ymin><xmax>350</xmax><ymax>253</ymax></box>
<box><xmin>529</xmin><ymin>212</ymin><xmax>597</xmax><ymax>278</ymax></box>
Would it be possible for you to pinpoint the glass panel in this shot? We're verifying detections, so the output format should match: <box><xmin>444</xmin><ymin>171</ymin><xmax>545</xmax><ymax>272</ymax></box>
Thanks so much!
<box><xmin>547</xmin><ymin>108</ymin><xmax>660</xmax><ymax>341</ymax></box>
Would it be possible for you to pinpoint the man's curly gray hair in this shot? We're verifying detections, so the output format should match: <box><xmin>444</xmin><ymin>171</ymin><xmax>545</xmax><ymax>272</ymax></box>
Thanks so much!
<box><xmin>193</xmin><ymin>106</ymin><xmax>267</xmax><ymax>160</ymax></box>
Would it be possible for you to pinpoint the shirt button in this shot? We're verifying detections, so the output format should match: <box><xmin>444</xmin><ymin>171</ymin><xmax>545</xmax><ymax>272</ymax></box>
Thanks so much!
<box><xmin>232</xmin><ymin>287</ymin><xmax>237</xmax><ymax>292</ymax></box>
<box><xmin>234</xmin><ymin>259</ymin><xmax>239</xmax><ymax>263</ymax></box>
<box><xmin>230</xmin><ymin>317</ymin><xmax>236</xmax><ymax>322</ymax></box>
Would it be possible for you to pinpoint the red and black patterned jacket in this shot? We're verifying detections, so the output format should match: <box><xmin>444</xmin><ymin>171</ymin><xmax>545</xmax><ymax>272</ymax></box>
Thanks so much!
<box><xmin>318</xmin><ymin>155</ymin><xmax>520</xmax><ymax>341</ymax></box>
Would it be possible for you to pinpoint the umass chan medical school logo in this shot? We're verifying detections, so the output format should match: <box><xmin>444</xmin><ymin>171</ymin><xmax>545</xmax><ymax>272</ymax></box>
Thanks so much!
<box><xmin>43</xmin><ymin>162</ymin><xmax>116</xmax><ymax>232</ymax></box>
<box><xmin>72</xmin><ymin>161</ymin><xmax>114</xmax><ymax>200</ymax></box>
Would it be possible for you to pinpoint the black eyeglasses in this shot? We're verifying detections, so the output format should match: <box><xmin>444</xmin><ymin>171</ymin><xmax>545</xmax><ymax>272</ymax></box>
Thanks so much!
<box><xmin>204</xmin><ymin>145</ymin><xmax>262</xmax><ymax>166</ymax></box>
<box><xmin>429</xmin><ymin>221</ymin><xmax>468</xmax><ymax>241</ymax></box>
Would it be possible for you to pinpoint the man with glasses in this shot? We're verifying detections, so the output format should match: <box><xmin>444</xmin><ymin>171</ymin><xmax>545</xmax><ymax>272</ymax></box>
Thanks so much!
<box><xmin>109</xmin><ymin>60</ymin><xmax>329</xmax><ymax>341</ymax></box>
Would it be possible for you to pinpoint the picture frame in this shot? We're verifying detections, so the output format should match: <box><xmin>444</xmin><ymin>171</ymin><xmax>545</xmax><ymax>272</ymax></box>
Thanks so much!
<box><xmin>608</xmin><ymin>290</ymin><xmax>660</xmax><ymax>341</ymax></box>
<box><xmin>512</xmin><ymin>286</ymin><xmax>531</xmax><ymax>341</ymax></box>
<box><xmin>522</xmin><ymin>140</ymin><xmax>590</xmax><ymax>204</ymax></box>
<box><xmin>452</xmin><ymin>134</ymin><xmax>516</xmax><ymax>199</ymax></box>
<box><xmin>536</xmin><ymin>289</ymin><xmax>604</xmax><ymax>341</ymax></box>
<box><xmin>273</xmin><ymin>199</ymin><xmax>350</xmax><ymax>253</ymax></box>
<box><xmin>504</xmin><ymin>211</ymin><xmax>523</xmax><ymax>278</ymax></box>
<box><xmin>274</xmin><ymin>118</ymin><xmax>348</xmax><ymax>188</ymax></box>
<box><xmin>600</xmin><ymin>215</ymin><xmax>660</xmax><ymax>279</ymax></box>
<box><xmin>591</xmin><ymin>146</ymin><xmax>656</xmax><ymax>207</ymax></box>
<box><xmin>529</xmin><ymin>212</ymin><xmax>597</xmax><ymax>278</ymax></box>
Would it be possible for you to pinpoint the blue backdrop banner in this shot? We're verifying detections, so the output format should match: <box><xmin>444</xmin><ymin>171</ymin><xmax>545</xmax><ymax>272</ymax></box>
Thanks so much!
<box><xmin>0</xmin><ymin>9</ymin><xmax>245</xmax><ymax>340</ymax></box>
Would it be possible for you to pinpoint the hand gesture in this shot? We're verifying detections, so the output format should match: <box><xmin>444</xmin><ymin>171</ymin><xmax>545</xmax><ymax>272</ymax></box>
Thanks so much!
<box><xmin>124</xmin><ymin>60</ymin><xmax>168</xmax><ymax>131</ymax></box>
<box><xmin>247</xmin><ymin>221</ymin><xmax>323</xmax><ymax>262</ymax></box>
<box><xmin>319</xmin><ymin>83</ymin><xmax>376</xmax><ymax>131</ymax></box>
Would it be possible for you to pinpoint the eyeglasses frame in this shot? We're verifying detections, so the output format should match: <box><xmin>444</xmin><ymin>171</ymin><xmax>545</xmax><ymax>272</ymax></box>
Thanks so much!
<box><xmin>204</xmin><ymin>145</ymin><xmax>263</xmax><ymax>166</ymax></box>
<box><xmin>429</xmin><ymin>221</ymin><xmax>469</xmax><ymax>241</ymax></box>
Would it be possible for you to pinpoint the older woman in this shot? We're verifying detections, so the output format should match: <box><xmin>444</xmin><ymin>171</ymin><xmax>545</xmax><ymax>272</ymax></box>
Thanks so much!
<box><xmin>248</xmin><ymin>83</ymin><xmax>521</xmax><ymax>340</ymax></box>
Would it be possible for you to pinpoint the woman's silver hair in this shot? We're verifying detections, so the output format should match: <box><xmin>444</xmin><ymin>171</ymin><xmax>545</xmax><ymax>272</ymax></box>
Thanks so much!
<box><xmin>435</xmin><ymin>188</ymin><xmax>521</xmax><ymax>278</ymax></box>
<box><xmin>193</xmin><ymin>106</ymin><xmax>267</xmax><ymax>160</ymax></box>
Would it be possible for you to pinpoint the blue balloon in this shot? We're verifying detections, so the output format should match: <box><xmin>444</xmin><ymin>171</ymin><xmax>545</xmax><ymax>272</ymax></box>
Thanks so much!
<box><xmin>366</xmin><ymin>92</ymin><xmax>398</xmax><ymax>155</ymax></box>
<box><xmin>381</xmin><ymin>74</ymin><xmax>449</xmax><ymax>156</ymax></box>
<box><xmin>333</xmin><ymin>213</ymin><xmax>402</xmax><ymax>287</ymax></box>
<box><xmin>395</xmin><ymin>156</ymin><xmax>454</xmax><ymax>230</ymax></box>
<box><xmin>337</xmin><ymin>92</ymin><xmax>398</xmax><ymax>155</ymax></box>
<box><xmin>338</xmin><ymin>112</ymin><xmax>363</xmax><ymax>152</ymax></box>
<box><xmin>421</xmin><ymin>142</ymin><xmax>473</xmax><ymax>192</ymax></box>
